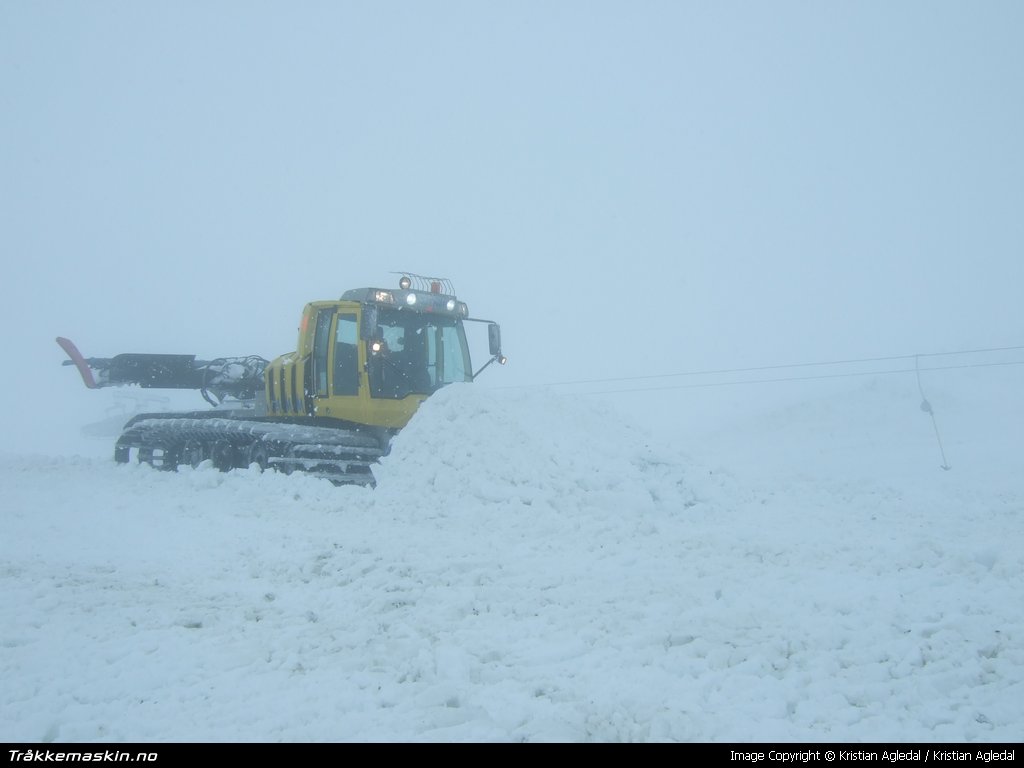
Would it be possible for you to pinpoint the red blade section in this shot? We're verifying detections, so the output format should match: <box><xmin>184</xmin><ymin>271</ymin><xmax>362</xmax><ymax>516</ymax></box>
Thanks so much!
<box><xmin>56</xmin><ymin>337</ymin><xmax>98</xmax><ymax>389</ymax></box>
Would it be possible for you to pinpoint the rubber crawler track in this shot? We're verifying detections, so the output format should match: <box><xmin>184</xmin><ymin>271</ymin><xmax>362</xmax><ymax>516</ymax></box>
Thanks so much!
<box><xmin>114</xmin><ymin>414</ymin><xmax>385</xmax><ymax>486</ymax></box>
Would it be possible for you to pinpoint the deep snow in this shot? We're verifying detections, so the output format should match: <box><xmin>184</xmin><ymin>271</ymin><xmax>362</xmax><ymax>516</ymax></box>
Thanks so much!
<box><xmin>1</xmin><ymin>369</ymin><xmax>1022</xmax><ymax>743</ymax></box>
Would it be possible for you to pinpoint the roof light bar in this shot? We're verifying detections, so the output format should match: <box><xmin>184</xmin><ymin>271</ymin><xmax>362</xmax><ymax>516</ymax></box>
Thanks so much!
<box><xmin>392</xmin><ymin>272</ymin><xmax>455</xmax><ymax>295</ymax></box>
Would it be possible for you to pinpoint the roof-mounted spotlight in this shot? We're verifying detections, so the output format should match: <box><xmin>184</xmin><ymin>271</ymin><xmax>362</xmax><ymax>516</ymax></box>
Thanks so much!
<box><xmin>398</xmin><ymin>275</ymin><xmax>412</xmax><ymax>290</ymax></box>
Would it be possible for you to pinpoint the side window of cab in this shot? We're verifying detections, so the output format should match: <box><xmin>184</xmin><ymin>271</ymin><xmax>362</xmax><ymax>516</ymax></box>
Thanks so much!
<box><xmin>333</xmin><ymin>313</ymin><xmax>359</xmax><ymax>396</ymax></box>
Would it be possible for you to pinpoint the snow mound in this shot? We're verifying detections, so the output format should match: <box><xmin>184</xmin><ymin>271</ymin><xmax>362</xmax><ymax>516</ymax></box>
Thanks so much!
<box><xmin>1</xmin><ymin>373</ymin><xmax>1022</xmax><ymax>742</ymax></box>
<box><xmin>375</xmin><ymin>384</ymin><xmax>712</xmax><ymax>513</ymax></box>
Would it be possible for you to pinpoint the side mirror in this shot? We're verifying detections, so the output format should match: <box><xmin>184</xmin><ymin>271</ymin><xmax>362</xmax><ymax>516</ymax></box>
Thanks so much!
<box><xmin>488</xmin><ymin>323</ymin><xmax>502</xmax><ymax>357</ymax></box>
<box><xmin>471</xmin><ymin>321</ymin><xmax>508</xmax><ymax>379</ymax></box>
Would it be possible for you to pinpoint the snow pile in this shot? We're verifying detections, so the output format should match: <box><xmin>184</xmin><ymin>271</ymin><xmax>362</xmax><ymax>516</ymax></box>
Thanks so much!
<box><xmin>1</xmin><ymin>375</ymin><xmax>1022</xmax><ymax>743</ymax></box>
<box><xmin>376</xmin><ymin>384</ymin><xmax>715</xmax><ymax>513</ymax></box>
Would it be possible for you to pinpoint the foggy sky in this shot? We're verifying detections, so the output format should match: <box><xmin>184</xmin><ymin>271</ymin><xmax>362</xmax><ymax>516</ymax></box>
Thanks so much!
<box><xmin>3</xmin><ymin>1</ymin><xmax>1022</xmax><ymax>455</ymax></box>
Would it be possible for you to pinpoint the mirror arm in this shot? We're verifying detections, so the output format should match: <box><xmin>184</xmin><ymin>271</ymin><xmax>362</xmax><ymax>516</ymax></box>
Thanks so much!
<box><xmin>472</xmin><ymin>355</ymin><xmax>499</xmax><ymax>381</ymax></box>
<box><xmin>472</xmin><ymin>353</ymin><xmax>507</xmax><ymax>381</ymax></box>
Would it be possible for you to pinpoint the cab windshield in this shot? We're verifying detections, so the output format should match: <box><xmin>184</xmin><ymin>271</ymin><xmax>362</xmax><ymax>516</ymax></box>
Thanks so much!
<box><xmin>369</xmin><ymin>309</ymin><xmax>471</xmax><ymax>398</ymax></box>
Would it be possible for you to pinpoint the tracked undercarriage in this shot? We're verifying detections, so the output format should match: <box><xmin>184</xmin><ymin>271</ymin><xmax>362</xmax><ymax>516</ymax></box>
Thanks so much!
<box><xmin>114</xmin><ymin>411</ymin><xmax>387</xmax><ymax>485</ymax></box>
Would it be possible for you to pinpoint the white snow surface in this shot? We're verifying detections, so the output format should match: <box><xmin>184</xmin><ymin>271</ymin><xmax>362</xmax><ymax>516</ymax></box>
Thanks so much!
<box><xmin>2</xmin><ymin>375</ymin><xmax>1022</xmax><ymax>743</ymax></box>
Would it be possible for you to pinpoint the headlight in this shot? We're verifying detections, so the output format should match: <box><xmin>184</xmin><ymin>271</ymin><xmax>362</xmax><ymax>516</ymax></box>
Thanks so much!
<box><xmin>374</xmin><ymin>290</ymin><xmax>395</xmax><ymax>304</ymax></box>
<box><xmin>446</xmin><ymin>298</ymin><xmax>457</xmax><ymax>312</ymax></box>
<box><xmin>405</xmin><ymin>293</ymin><xmax>417</xmax><ymax>306</ymax></box>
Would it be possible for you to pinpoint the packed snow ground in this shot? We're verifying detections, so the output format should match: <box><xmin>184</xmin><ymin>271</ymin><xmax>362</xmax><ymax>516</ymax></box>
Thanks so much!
<box><xmin>1</xmin><ymin>371</ymin><xmax>1022</xmax><ymax>743</ymax></box>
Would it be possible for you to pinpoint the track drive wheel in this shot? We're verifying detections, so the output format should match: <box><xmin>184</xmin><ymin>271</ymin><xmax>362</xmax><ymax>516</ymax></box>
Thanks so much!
<box><xmin>209</xmin><ymin>439</ymin><xmax>237</xmax><ymax>472</ymax></box>
<box><xmin>180</xmin><ymin>439</ymin><xmax>207</xmax><ymax>469</ymax></box>
<box><xmin>244</xmin><ymin>441</ymin><xmax>270</xmax><ymax>472</ymax></box>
